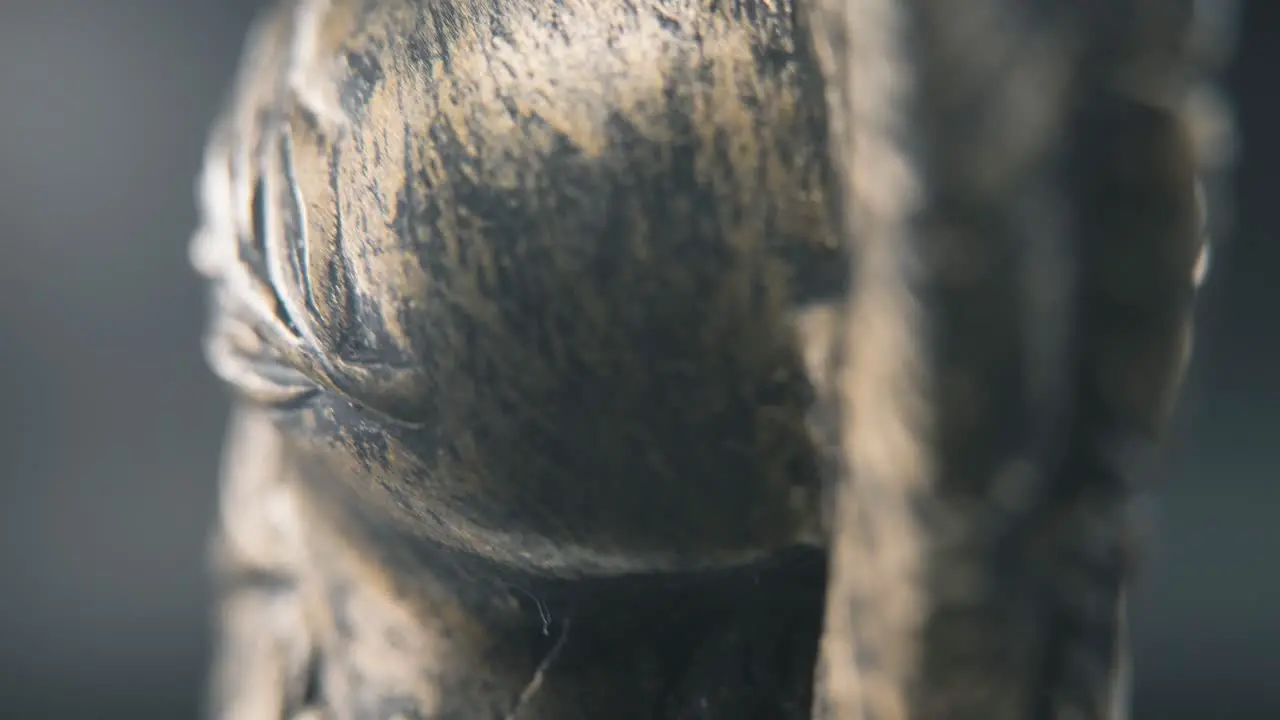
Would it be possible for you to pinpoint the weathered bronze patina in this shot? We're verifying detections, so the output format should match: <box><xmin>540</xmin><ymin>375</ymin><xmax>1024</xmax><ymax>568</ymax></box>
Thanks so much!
<box><xmin>192</xmin><ymin>1</ymin><xmax>1233</xmax><ymax>718</ymax></box>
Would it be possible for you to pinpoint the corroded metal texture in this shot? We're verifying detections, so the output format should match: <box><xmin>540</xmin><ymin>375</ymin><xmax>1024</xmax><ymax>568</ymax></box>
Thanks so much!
<box><xmin>191</xmin><ymin>1</ymin><xmax>1235</xmax><ymax>718</ymax></box>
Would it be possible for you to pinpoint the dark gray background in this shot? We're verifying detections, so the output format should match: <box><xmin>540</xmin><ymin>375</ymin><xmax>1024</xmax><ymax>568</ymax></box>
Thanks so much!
<box><xmin>0</xmin><ymin>1</ymin><xmax>1273</xmax><ymax>718</ymax></box>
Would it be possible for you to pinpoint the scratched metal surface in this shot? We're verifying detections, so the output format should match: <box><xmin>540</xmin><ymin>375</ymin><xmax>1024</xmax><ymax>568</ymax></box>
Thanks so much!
<box><xmin>202</xmin><ymin>0</ymin><xmax>1236</xmax><ymax>718</ymax></box>
<box><xmin>0</xmin><ymin>1</ymin><xmax>1274</xmax><ymax>719</ymax></box>
<box><xmin>188</xmin><ymin>1</ymin><xmax>1237</xmax><ymax>718</ymax></box>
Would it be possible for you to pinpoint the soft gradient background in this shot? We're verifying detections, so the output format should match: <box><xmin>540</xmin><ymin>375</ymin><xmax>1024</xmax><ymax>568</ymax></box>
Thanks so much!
<box><xmin>0</xmin><ymin>1</ymin><xmax>1273</xmax><ymax>718</ymax></box>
